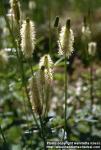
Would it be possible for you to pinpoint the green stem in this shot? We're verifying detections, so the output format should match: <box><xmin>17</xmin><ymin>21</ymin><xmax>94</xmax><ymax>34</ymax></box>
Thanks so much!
<box><xmin>0</xmin><ymin>125</ymin><xmax>7</xmax><ymax>145</ymax></box>
<box><xmin>39</xmin><ymin>116</ymin><xmax>47</xmax><ymax>150</ymax></box>
<box><xmin>48</xmin><ymin>4</ymin><xmax>51</xmax><ymax>54</ymax></box>
<box><xmin>41</xmin><ymin>80</ymin><xmax>45</xmax><ymax>117</ymax></box>
<box><xmin>90</xmin><ymin>64</ymin><xmax>93</xmax><ymax>113</ymax></box>
<box><xmin>28</xmin><ymin>58</ymin><xmax>34</xmax><ymax>76</ymax></box>
<box><xmin>44</xmin><ymin>84</ymin><xmax>50</xmax><ymax>117</ymax></box>
<box><xmin>22</xmin><ymin>90</ymin><xmax>31</xmax><ymax>128</ymax></box>
<box><xmin>90</xmin><ymin>64</ymin><xmax>93</xmax><ymax>135</ymax></box>
<box><xmin>63</xmin><ymin>54</ymin><xmax>68</xmax><ymax>140</ymax></box>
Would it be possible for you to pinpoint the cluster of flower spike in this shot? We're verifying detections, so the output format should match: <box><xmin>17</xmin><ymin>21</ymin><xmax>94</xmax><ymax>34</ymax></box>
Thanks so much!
<box><xmin>9</xmin><ymin>0</ymin><xmax>75</xmax><ymax>115</ymax></box>
<box><xmin>20</xmin><ymin>18</ymin><xmax>74</xmax><ymax>115</ymax></box>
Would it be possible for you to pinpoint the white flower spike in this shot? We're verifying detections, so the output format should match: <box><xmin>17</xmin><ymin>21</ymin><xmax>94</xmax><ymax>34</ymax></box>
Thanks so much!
<box><xmin>20</xmin><ymin>18</ymin><xmax>35</xmax><ymax>58</ymax></box>
<box><xmin>58</xmin><ymin>19</ymin><xmax>74</xmax><ymax>58</ymax></box>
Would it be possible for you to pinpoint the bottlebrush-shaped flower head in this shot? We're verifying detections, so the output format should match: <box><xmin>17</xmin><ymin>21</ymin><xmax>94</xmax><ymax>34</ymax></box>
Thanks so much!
<box><xmin>58</xmin><ymin>19</ymin><xmax>74</xmax><ymax>57</ymax></box>
<box><xmin>39</xmin><ymin>54</ymin><xmax>53</xmax><ymax>69</ymax></box>
<box><xmin>81</xmin><ymin>25</ymin><xmax>91</xmax><ymax>42</ymax></box>
<box><xmin>88</xmin><ymin>42</ymin><xmax>97</xmax><ymax>56</ymax></box>
<box><xmin>39</xmin><ymin>54</ymin><xmax>53</xmax><ymax>83</ymax></box>
<box><xmin>10</xmin><ymin>0</ymin><xmax>20</xmax><ymax>23</ymax></box>
<box><xmin>20</xmin><ymin>18</ymin><xmax>35</xmax><ymax>58</ymax></box>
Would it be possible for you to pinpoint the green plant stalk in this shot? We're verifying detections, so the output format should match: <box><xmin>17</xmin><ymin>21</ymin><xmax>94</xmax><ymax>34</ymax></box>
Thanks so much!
<box><xmin>90</xmin><ymin>64</ymin><xmax>93</xmax><ymax>113</ymax></box>
<box><xmin>44</xmin><ymin>84</ymin><xmax>51</xmax><ymax>117</ymax></box>
<box><xmin>0</xmin><ymin>125</ymin><xmax>7</xmax><ymax>145</ymax></box>
<box><xmin>48</xmin><ymin>3</ymin><xmax>52</xmax><ymax>54</ymax></box>
<box><xmin>22</xmin><ymin>90</ymin><xmax>31</xmax><ymax>128</ymax></box>
<box><xmin>39</xmin><ymin>115</ymin><xmax>47</xmax><ymax>150</ymax></box>
<box><xmin>41</xmin><ymin>80</ymin><xmax>45</xmax><ymax>117</ymax></box>
<box><xmin>90</xmin><ymin>63</ymin><xmax>94</xmax><ymax>134</ymax></box>
<box><xmin>64</xmin><ymin>54</ymin><xmax>68</xmax><ymax>140</ymax></box>
<box><xmin>27</xmin><ymin>58</ymin><xmax>34</xmax><ymax>76</ymax></box>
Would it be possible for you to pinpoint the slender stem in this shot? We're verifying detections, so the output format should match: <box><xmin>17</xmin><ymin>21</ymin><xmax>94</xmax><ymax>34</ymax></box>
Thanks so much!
<box><xmin>10</xmin><ymin>14</ymin><xmax>14</xmax><ymax>53</ymax></box>
<box><xmin>28</xmin><ymin>58</ymin><xmax>34</xmax><ymax>75</ymax></box>
<box><xmin>39</xmin><ymin>116</ymin><xmax>47</xmax><ymax>150</ymax></box>
<box><xmin>90</xmin><ymin>63</ymin><xmax>93</xmax><ymax>135</ymax></box>
<box><xmin>41</xmin><ymin>79</ymin><xmax>45</xmax><ymax>117</ymax></box>
<box><xmin>22</xmin><ymin>90</ymin><xmax>31</xmax><ymax>128</ymax></box>
<box><xmin>44</xmin><ymin>84</ymin><xmax>51</xmax><ymax>117</ymax></box>
<box><xmin>0</xmin><ymin>125</ymin><xmax>7</xmax><ymax>145</ymax></box>
<box><xmin>90</xmin><ymin>64</ymin><xmax>93</xmax><ymax>113</ymax></box>
<box><xmin>48</xmin><ymin>4</ymin><xmax>51</xmax><ymax>54</ymax></box>
<box><xmin>63</xmin><ymin>54</ymin><xmax>68</xmax><ymax>140</ymax></box>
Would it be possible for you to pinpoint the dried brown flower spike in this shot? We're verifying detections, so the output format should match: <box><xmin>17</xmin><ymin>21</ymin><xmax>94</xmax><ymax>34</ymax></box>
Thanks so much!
<box><xmin>29</xmin><ymin>75</ymin><xmax>43</xmax><ymax>116</ymax></box>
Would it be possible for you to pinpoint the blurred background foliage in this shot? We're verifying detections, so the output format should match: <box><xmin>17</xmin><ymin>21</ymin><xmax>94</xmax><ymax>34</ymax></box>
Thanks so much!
<box><xmin>0</xmin><ymin>0</ymin><xmax>101</xmax><ymax>150</ymax></box>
